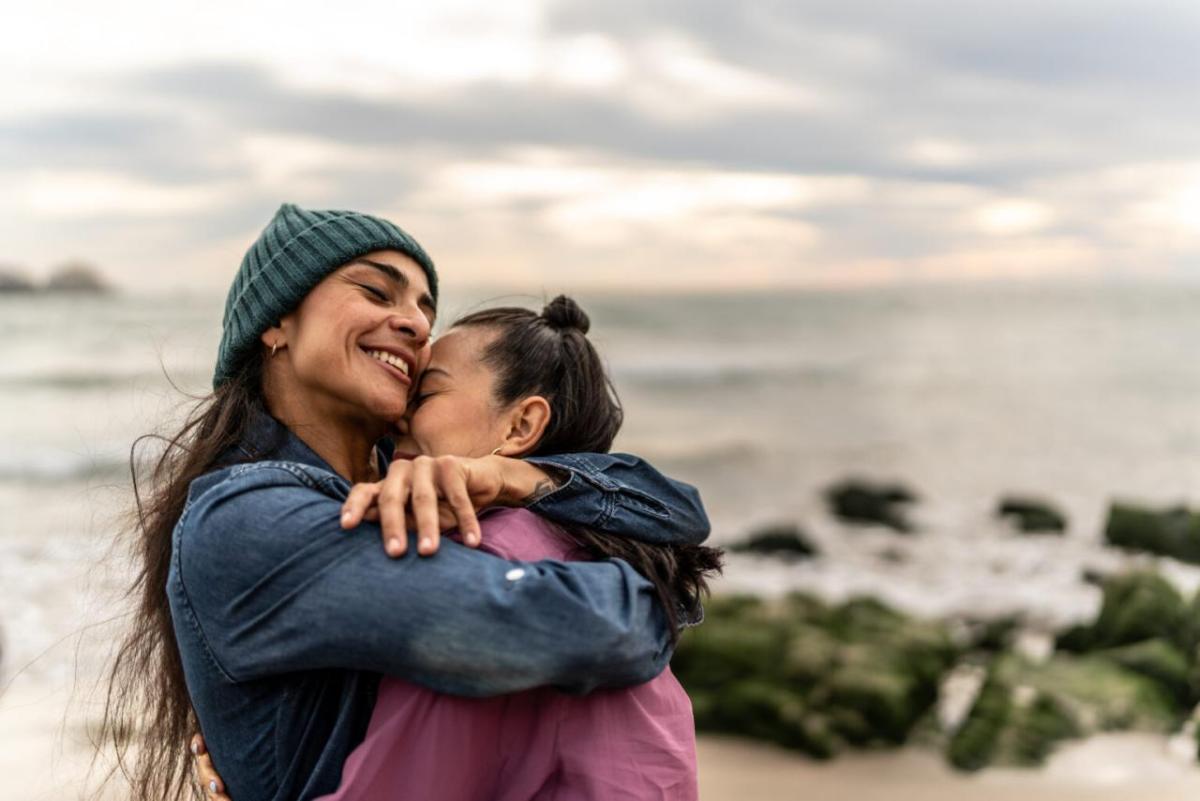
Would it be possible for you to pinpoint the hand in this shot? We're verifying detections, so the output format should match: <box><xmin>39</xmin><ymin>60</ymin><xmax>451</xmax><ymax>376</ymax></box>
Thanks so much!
<box><xmin>191</xmin><ymin>734</ymin><xmax>231</xmax><ymax>800</ymax></box>
<box><xmin>340</xmin><ymin>454</ymin><xmax>558</xmax><ymax>558</ymax></box>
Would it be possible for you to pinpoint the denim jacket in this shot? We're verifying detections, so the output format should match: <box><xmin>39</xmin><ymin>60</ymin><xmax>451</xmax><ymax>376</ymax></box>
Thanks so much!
<box><xmin>167</xmin><ymin>409</ymin><xmax>709</xmax><ymax>801</ymax></box>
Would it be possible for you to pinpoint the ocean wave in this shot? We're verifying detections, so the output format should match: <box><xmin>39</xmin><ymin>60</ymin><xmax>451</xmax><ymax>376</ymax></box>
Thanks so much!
<box><xmin>629</xmin><ymin>438</ymin><xmax>765</xmax><ymax>467</ymax></box>
<box><xmin>613</xmin><ymin>360</ymin><xmax>844</xmax><ymax>389</ymax></box>
<box><xmin>0</xmin><ymin>449</ymin><xmax>131</xmax><ymax>484</ymax></box>
<box><xmin>0</xmin><ymin>369</ymin><xmax>209</xmax><ymax>391</ymax></box>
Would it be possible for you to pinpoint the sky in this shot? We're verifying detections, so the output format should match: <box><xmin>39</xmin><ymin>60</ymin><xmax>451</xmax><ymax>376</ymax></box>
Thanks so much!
<box><xmin>2</xmin><ymin>0</ymin><xmax>1199</xmax><ymax>292</ymax></box>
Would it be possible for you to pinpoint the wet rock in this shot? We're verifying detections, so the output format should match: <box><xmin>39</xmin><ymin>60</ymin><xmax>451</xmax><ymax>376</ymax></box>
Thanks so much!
<box><xmin>1104</xmin><ymin>502</ymin><xmax>1200</xmax><ymax>564</ymax></box>
<box><xmin>946</xmin><ymin>672</ymin><xmax>1010</xmax><ymax>771</ymax></box>
<box><xmin>1098</xmin><ymin>639</ymin><xmax>1192</xmax><ymax>706</ymax></box>
<box><xmin>824</xmin><ymin>478</ymin><xmax>918</xmax><ymax>533</ymax></box>
<box><xmin>729</xmin><ymin>523</ymin><xmax>817</xmax><ymax>561</ymax></box>
<box><xmin>673</xmin><ymin>593</ymin><xmax>959</xmax><ymax>759</ymax></box>
<box><xmin>996</xmin><ymin>497</ymin><xmax>1067</xmax><ymax>533</ymax></box>
<box><xmin>1057</xmin><ymin>571</ymin><xmax>1190</xmax><ymax>654</ymax></box>
<box><xmin>964</xmin><ymin>616</ymin><xmax>1021</xmax><ymax>653</ymax></box>
<box><xmin>948</xmin><ymin>651</ymin><xmax>1173</xmax><ymax>771</ymax></box>
<box><xmin>1007</xmin><ymin>691</ymin><xmax>1079</xmax><ymax>766</ymax></box>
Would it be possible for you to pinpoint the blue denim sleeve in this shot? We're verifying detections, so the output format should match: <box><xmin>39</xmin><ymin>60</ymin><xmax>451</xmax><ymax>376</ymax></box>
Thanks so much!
<box><xmin>175</xmin><ymin>464</ymin><xmax>672</xmax><ymax>696</ymax></box>
<box><xmin>524</xmin><ymin>452</ymin><xmax>710</xmax><ymax>545</ymax></box>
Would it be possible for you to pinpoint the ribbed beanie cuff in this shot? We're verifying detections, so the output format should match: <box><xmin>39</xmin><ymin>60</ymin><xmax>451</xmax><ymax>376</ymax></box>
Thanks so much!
<box><xmin>213</xmin><ymin>203</ymin><xmax>437</xmax><ymax>387</ymax></box>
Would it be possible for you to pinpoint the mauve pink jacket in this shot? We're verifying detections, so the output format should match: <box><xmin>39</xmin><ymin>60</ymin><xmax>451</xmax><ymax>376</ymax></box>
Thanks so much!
<box><xmin>313</xmin><ymin>507</ymin><xmax>698</xmax><ymax>801</ymax></box>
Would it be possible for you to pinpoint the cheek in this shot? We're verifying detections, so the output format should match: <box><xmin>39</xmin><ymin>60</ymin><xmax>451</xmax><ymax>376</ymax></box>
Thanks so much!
<box><xmin>412</xmin><ymin>397</ymin><xmax>502</xmax><ymax>454</ymax></box>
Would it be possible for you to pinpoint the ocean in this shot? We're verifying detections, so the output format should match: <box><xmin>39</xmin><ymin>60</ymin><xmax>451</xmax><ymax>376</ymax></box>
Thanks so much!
<box><xmin>5</xmin><ymin>282</ymin><xmax>1200</xmax><ymax>683</ymax></box>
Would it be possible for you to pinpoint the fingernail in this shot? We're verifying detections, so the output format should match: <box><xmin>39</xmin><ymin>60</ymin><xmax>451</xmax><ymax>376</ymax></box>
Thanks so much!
<box><xmin>341</xmin><ymin>511</ymin><xmax>352</xmax><ymax>522</ymax></box>
<box><xmin>190</xmin><ymin>741</ymin><xmax>199</xmax><ymax>756</ymax></box>
<box><xmin>420</xmin><ymin>537</ymin><xmax>432</xmax><ymax>551</ymax></box>
<box><xmin>387</xmin><ymin>540</ymin><xmax>402</xmax><ymax>556</ymax></box>
<box><xmin>209</xmin><ymin>780</ymin><xmax>219</xmax><ymax>793</ymax></box>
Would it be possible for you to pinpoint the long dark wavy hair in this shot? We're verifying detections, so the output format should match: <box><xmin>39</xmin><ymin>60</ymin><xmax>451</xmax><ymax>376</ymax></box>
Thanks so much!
<box><xmin>451</xmin><ymin>295</ymin><xmax>724</xmax><ymax>636</ymax></box>
<box><xmin>97</xmin><ymin>294</ymin><xmax>720</xmax><ymax>798</ymax></box>
<box><xmin>94</xmin><ymin>353</ymin><xmax>274</xmax><ymax>800</ymax></box>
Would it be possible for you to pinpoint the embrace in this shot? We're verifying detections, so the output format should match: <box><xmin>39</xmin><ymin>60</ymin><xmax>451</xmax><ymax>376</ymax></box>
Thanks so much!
<box><xmin>99</xmin><ymin>204</ymin><xmax>722</xmax><ymax>800</ymax></box>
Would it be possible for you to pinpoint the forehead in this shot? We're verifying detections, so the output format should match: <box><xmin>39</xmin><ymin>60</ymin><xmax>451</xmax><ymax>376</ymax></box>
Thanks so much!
<box><xmin>428</xmin><ymin>327</ymin><xmax>495</xmax><ymax>371</ymax></box>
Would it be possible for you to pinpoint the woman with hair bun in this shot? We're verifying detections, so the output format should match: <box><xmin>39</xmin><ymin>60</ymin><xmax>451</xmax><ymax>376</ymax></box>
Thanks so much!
<box><xmin>325</xmin><ymin>294</ymin><xmax>720</xmax><ymax>800</ymax></box>
<box><xmin>201</xmin><ymin>294</ymin><xmax>722</xmax><ymax>800</ymax></box>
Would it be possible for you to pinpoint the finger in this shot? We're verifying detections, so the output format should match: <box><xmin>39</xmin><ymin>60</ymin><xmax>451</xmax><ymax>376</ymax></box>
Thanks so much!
<box><xmin>410</xmin><ymin>457</ymin><xmax>440</xmax><ymax>556</ymax></box>
<box><xmin>363</xmin><ymin>506</ymin><xmax>380</xmax><ymax>522</ymax></box>
<box><xmin>190</xmin><ymin>734</ymin><xmax>206</xmax><ymax>756</ymax></box>
<box><xmin>340</xmin><ymin>482</ymin><xmax>382</xmax><ymax>529</ymax></box>
<box><xmin>379</xmin><ymin>462</ymin><xmax>412</xmax><ymax>557</ymax></box>
<box><xmin>438</xmin><ymin>458</ymin><xmax>481</xmax><ymax>547</ymax></box>
<box><xmin>196</xmin><ymin>751</ymin><xmax>231</xmax><ymax>800</ymax></box>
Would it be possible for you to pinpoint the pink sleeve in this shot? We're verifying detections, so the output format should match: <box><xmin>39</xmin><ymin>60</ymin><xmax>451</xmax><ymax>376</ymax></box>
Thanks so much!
<box><xmin>449</xmin><ymin>508</ymin><xmax>577</xmax><ymax>562</ymax></box>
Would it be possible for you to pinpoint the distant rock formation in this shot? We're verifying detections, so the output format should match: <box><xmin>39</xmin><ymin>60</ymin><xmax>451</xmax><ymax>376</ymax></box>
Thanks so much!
<box><xmin>0</xmin><ymin>261</ymin><xmax>113</xmax><ymax>293</ymax></box>
<box><xmin>45</xmin><ymin>261</ymin><xmax>110</xmax><ymax>293</ymax></box>
<box><xmin>0</xmin><ymin>264</ymin><xmax>36</xmax><ymax>293</ymax></box>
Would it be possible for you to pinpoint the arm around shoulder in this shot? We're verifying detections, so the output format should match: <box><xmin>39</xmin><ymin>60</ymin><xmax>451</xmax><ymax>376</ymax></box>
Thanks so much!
<box><xmin>173</xmin><ymin>462</ymin><xmax>673</xmax><ymax>696</ymax></box>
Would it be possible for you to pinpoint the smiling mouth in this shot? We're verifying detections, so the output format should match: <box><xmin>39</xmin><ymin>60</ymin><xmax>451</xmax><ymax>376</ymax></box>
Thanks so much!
<box><xmin>362</xmin><ymin>348</ymin><xmax>411</xmax><ymax>381</ymax></box>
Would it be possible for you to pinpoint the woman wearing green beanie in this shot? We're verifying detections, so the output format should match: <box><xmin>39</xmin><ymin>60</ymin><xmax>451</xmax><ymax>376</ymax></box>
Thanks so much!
<box><xmin>97</xmin><ymin>203</ymin><xmax>710</xmax><ymax>800</ymax></box>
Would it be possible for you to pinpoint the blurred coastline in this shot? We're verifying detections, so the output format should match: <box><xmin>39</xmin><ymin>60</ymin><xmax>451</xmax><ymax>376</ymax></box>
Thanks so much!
<box><xmin>5</xmin><ymin>282</ymin><xmax>1200</xmax><ymax>798</ymax></box>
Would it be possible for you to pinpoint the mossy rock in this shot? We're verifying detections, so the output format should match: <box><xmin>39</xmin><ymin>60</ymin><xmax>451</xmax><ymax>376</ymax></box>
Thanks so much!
<box><xmin>948</xmin><ymin>669</ymin><xmax>1095</xmax><ymax>772</ymax></box>
<box><xmin>947</xmin><ymin>674</ymin><xmax>1011</xmax><ymax>771</ymax></box>
<box><xmin>1057</xmin><ymin>571</ymin><xmax>1189</xmax><ymax>654</ymax></box>
<box><xmin>1090</xmin><ymin>572</ymin><xmax>1189</xmax><ymax>652</ymax></box>
<box><xmin>822</xmin><ymin>664</ymin><xmax>920</xmax><ymax>745</ymax></box>
<box><xmin>1097</xmin><ymin>639</ymin><xmax>1191</xmax><ymax>706</ymax></box>
<box><xmin>997</xmin><ymin>497</ymin><xmax>1067</xmax><ymax>533</ymax></box>
<box><xmin>825</xmin><ymin>478</ymin><xmax>918</xmax><ymax>532</ymax></box>
<box><xmin>1007</xmin><ymin>691</ymin><xmax>1080</xmax><ymax>766</ymax></box>
<box><xmin>691</xmin><ymin>681</ymin><xmax>840</xmax><ymax>757</ymax></box>
<box><xmin>730</xmin><ymin>523</ymin><xmax>818</xmax><ymax>561</ymax></box>
<box><xmin>1105</xmin><ymin>502</ymin><xmax>1200</xmax><ymax>565</ymax></box>
<box><xmin>996</xmin><ymin>652</ymin><xmax>1177</xmax><ymax>732</ymax></box>
<box><xmin>675</xmin><ymin>592</ymin><xmax>959</xmax><ymax>758</ymax></box>
<box><xmin>968</xmin><ymin>616</ymin><xmax>1022</xmax><ymax>652</ymax></box>
<box><xmin>672</xmin><ymin>613</ymin><xmax>789</xmax><ymax>691</ymax></box>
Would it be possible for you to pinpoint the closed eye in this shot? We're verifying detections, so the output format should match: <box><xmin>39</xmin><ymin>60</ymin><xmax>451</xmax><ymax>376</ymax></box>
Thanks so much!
<box><xmin>356</xmin><ymin>282</ymin><xmax>389</xmax><ymax>302</ymax></box>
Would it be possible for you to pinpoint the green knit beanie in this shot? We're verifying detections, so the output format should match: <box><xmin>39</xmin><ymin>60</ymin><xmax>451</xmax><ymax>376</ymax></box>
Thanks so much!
<box><xmin>213</xmin><ymin>203</ymin><xmax>437</xmax><ymax>387</ymax></box>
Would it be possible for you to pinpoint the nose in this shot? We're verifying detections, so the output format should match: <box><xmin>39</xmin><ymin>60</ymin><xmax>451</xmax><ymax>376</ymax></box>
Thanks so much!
<box><xmin>387</xmin><ymin>307</ymin><xmax>431</xmax><ymax>346</ymax></box>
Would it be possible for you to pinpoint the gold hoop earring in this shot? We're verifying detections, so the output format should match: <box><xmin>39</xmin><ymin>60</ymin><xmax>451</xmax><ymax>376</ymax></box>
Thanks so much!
<box><xmin>271</xmin><ymin>342</ymin><xmax>279</xmax><ymax>357</ymax></box>
<box><xmin>490</xmin><ymin>446</ymin><xmax>503</xmax><ymax>456</ymax></box>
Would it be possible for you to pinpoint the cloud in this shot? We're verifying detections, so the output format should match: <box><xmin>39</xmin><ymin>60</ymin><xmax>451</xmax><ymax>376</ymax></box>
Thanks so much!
<box><xmin>2</xmin><ymin>0</ymin><xmax>1200</xmax><ymax>289</ymax></box>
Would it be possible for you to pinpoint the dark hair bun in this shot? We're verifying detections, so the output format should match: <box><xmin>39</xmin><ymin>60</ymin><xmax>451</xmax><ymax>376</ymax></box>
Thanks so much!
<box><xmin>542</xmin><ymin>295</ymin><xmax>590</xmax><ymax>334</ymax></box>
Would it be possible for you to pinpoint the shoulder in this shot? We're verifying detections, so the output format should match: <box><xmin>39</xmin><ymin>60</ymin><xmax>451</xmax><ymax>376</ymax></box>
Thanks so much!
<box><xmin>176</xmin><ymin>460</ymin><xmax>349</xmax><ymax>563</ymax></box>
<box><xmin>476</xmin><ymin>507</ymin><xmax>579</xmax><ymax>562</ymax></box>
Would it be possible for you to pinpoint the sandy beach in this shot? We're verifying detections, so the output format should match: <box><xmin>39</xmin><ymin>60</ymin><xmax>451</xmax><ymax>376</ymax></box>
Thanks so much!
<box><xmin>7</xmin><ymin>669</ymin><xmax>1200</xmax><ymax>801</ymax></box>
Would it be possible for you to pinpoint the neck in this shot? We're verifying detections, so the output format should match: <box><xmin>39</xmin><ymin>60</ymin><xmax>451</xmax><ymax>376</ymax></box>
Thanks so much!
<box><xmin>264</xmin><ymin>379</ymin><xmax>385</xmax><ymax>484</ymax></box>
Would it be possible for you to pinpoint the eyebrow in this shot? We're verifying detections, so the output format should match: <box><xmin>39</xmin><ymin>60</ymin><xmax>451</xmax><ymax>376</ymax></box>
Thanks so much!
<box><xmin>350</xmin><ymin>258</ymin><xmax>437</xmax><ymax>317</ymax></box>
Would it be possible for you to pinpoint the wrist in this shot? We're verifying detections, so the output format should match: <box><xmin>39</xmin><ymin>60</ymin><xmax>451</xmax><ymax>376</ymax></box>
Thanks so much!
<box><xmin>491</xmin><ymin>456</ymin><xmax>565</xmax><ymax>507</ymax></box>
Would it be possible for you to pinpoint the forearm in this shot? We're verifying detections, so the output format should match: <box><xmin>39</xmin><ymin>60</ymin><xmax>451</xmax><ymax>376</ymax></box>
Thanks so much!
<box><xmin>524</xmin><ymin>452</ymin><xmax>711</xmax><ymax>545</ymax></box>
<box><xmin>183</xmin><ymin>475</ymin><xmax>673</xmax><ymax>695</ymax></box>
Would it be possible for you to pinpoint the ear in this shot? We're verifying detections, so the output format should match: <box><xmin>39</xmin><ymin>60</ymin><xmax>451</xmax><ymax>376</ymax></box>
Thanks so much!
<box><xmin>259</xmin><ymin>318</ymin><xmax>287</xmax><ymax>352</ymax></box>
<box><xmin>497</xmin><ymin>396</ymin><xmax>551</xmax><ymax>457</ymax></box>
